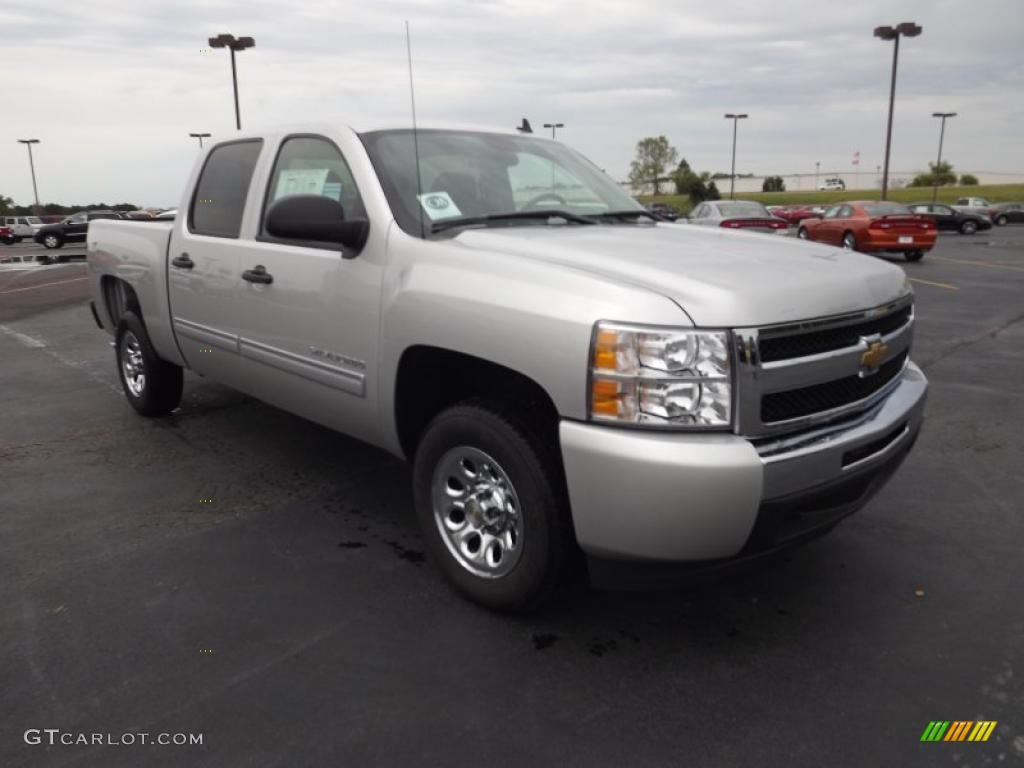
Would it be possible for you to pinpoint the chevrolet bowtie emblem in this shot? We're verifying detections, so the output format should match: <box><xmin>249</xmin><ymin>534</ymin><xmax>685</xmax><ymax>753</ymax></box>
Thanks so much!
<box><xmin>860</xmin><ymin>339</ymin><xmax>889</xmax><ymax>374</ymax></box>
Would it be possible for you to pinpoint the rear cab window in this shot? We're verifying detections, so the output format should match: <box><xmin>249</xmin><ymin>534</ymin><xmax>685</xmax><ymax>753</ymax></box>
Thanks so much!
<box><xmin>190</xmin><ymin>140</ymin><xmax>264</xmax><ymax>238</ymax></box>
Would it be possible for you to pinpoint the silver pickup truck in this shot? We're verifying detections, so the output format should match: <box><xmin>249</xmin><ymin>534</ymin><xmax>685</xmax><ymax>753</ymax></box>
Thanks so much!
<box><xmin>87</xmin><ymin>123</ymin><xmax>927</xmax><ymax>610</ymax></box>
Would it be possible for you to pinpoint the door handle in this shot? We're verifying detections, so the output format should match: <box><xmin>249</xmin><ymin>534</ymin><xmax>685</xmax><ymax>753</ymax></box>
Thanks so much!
<box><xmin>242</xmin><ymin>265</ymin><xmax>273</xmax><ymax>285</ymax></box>
<box><xmin>171</xmin><ymin>253</ymin><xmax>194</xmax><ymax>269</ymax></box>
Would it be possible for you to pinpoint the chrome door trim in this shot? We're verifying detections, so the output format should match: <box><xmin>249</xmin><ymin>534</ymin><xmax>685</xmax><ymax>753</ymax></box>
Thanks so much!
<box><xmin>173</xmin><ymin>317</ymin><xmax>240</xmax><ymax>352</ymax></box>
<box><xmin>238</xmin><ymin>336</ymin><xmax>365</xmax><ymax>397</ymax></box>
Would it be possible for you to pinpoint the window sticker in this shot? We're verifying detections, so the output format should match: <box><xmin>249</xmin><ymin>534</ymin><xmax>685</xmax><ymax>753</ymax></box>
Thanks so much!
<box><xmin>322</xmin><ymin>182</ymin><xmax>342</xmax><ymax>202</ymax></box>
<box><xmin>275</xmin><ymin>168</ymin><xmax>329</xmax><ymax>200</ymax></box>
<box><xmin>417</xmin><ymin>191</ymin><xmax>462</xmax><ymax>220</ymax></box>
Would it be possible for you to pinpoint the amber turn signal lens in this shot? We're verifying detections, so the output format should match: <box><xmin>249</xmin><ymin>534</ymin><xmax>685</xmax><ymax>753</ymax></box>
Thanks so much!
<box><xmin>591</xmin><ymin>378</ymin><xmax>621</xmax><ymax>416</ymax></box>
<box><xmin>593</xmin><ymin>328</ymin><xmax>621</xmax><ymax>371</ymax></box>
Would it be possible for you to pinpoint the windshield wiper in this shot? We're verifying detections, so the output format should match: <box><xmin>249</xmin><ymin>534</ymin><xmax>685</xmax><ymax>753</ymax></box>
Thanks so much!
<box><xmin>430</xmin><ymin>209</ymin><xmax>597</xmax><ymax>234</ymax></box>
<box><xmin>591</xmin><ymin>210</ymin><xmax>660</xmax><ymax>222</ymax></box>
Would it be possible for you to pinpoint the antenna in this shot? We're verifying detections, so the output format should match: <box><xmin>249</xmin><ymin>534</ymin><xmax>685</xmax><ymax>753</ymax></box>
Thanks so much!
<box><xmin>405</xmin><ymin>21</ymin><xmax>426</xmax><ymax>239</ymax></box>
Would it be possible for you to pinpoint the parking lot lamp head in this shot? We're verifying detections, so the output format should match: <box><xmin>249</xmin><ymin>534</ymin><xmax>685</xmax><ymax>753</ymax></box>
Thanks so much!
<box><xmin>724</xmin><ymin>114</ymin><xmax>748</xmax><ymax>200</ymax></box>
<box><xmin>189</xmin><ymin>132</ymin><xmax>212</xmax><ymax>149</ymax></box>
<box><xmin>207</xmin><ymin>33</ymin><xmax>255</xmax><ymax>131</ymax></box>
<box><xmin>875</xmin><ymin>21</ymin><xmax>922</xmax><ymax>200</ymax></box>
<box><xmin>542</xmin><ymin>122</ymin><xmax>565</xmax><ymax>139</ymax></box>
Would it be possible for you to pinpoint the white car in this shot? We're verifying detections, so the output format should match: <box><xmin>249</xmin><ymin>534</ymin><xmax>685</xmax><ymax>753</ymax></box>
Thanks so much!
<box><xmin>2</xmin><ymin>215</ymin><xmax>44</xmax><ymax>241</ymax></box>
<box><xmin>817</xmin><ymin>178</ymin><xmax>846</xmax><ymax>191</ymax></box>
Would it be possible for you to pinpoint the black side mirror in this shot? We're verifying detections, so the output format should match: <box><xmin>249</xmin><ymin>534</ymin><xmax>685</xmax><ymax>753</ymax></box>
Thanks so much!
<box><xmin>265</xmin><ymin>195</ymin><xmax>369</xmax><ymax>255</ymax></box>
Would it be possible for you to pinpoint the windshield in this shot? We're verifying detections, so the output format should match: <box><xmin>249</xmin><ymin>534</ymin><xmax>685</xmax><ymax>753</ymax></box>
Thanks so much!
<box><xmin>716</xmin><ymin>201</ymin><xmax>771</xmax><ymax>218</ymax></box>
<box><xmin>26</xmin><ymin>216</ymin><xmax>43</xmax><ymax>224</ymax></box>
<box><xmin>360</xmin><ymin>129</ymin><xmax>644</xmax><ymax>236</ymax></box>
<box><xmin>863</xmin><ymin>202</ymin><xmax>912</xmax><ymax>217</ymax></box>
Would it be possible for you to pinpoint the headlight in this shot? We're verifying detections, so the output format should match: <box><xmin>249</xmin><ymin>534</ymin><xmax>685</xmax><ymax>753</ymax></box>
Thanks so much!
<box><xmin>589</xmin><ymin>322</ymin><xmax>733</xmax><ymax>428</ymax></box>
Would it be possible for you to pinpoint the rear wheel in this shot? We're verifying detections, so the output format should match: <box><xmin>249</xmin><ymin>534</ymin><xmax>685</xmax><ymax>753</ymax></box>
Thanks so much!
<box><xmin>959</xmin><ymin>220</ymin><xmax>978</xmax><ymax>235</ymax></box>
<box><xmin>995</xmin><ymin>215</ymin><xmax>1008</xmax><ymax>226</ymax></box>
<box><xmin>841</xmin><ymin>231</ymin><xmax>857</xmax><ymax>250</ymax></box>
<box><xmin>115</xmin><ymin>311</ymin><xmax>183</xmax><ymax>416</ymax></box>
<box><xmin>413</xmin><ymin>401</ymin><xmax>573</xmax><ymax>612</ymax></box>
<box><xmin>904</xmin><ymin>250</ymin><xmax>924</xmax><ymax>262</ymax></box>
<box><xmin>797</xmin><ymin>227</ymin><xmax>810</xmax><ymax>240</ymax></box>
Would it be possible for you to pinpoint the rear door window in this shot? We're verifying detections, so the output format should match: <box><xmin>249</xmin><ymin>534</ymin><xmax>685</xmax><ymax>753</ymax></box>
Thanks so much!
<box><xmin>190</xmin><ymin>140</ymin><xmax>263</xmax><ymax>238</ymax></box>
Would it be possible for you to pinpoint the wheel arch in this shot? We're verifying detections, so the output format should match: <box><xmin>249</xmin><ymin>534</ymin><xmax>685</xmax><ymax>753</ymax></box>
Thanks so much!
<box><xmin>393</xmin><ymin>345</ymin><xmax>561</xmax><ymax>462</ymax></box>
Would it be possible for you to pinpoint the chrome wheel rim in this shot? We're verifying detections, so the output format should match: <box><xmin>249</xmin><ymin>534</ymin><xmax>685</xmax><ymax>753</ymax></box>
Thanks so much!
<box><xmin>797</xmin><ymin>229</ymin><xmax>808</xmax><ymax>239</ymax></box>
<box><xmin>44</xmin><ymin>235</ymin><xmax>59</xmax><ymax>248</ymax></box>
<box><xmin>963</xmin><ymin>222</ymin><xmax>976</xmax><ymax>233</ymax></box>
<box><xmin>120</xmin><ymin>332</ymin><xmax>146</xmax><ymax>397</ymax></box>
<box><xmin>842</xmin><ymin>234</ymin><xmax>855</xmax><ymax>249</ymax></box>
<box><xmin>431</xmin><ymin>446</ymin><xmax>523</xmax><ymax>579</ymax></box>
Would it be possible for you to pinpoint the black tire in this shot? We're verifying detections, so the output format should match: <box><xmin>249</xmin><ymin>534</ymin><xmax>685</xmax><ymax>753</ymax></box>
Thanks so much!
<box><xmin>1</xmin><ymin>237</ymin><xmax>14</xmax><ymax>245</ymax></box>
<box><xmin>904</xmin><ymin>250</ymin><xmax>924</xmax><ymax>262</ymax></box>
<box><xmin>413</xmin><ymin>401</ymin><xmax>573</xmax><ymax>612</ymax></box>
<box><xmin>841</xmin><ymin>231</ymin><xmax>857</xmax><ymax>250</ymax></box>
<box><xmin>995</xmin><ymin>215</ymin><xmax>1007</xmax><ymax>226</ymax></box>
<box><xmin>13</xmin><ymin>235</ymin><xmax>23</xmax><ymax>243</ymax></box>
<box><xmin>41</xmin><ymin>233</ymin><xmax>63</xmax><ymax>249</ymax></box>
<box><xmin>115</xmin><ymin>311</ymin><xmax>183</xmax><ymax>417</ymax></box>
<box><xmin>797</xmin><ymin>227</ymin><xmax>809</xmax><ymax>240</ymax></box>
<box><xmin>959</xmin><ymin>219</ymin><xmax>978</xmax><ymax>235</ymax></box>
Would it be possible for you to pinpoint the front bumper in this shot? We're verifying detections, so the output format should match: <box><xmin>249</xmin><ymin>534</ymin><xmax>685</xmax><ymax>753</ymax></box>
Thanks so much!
<box><xmin>560</xmin><ymin>361</ymin><xmax>927</xmax><ymax>564</ymax></box>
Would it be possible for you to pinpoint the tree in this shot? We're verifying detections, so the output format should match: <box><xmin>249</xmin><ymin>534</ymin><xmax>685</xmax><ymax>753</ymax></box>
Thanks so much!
<box><xmin>0</xmin><ymin>194</ymin><xmax>14</xmax><ymax>216</ymax></box>
<box><xmin>762</xmin><ymin>176</ymin><xmax>786</xmax><ymax>192</ymax></box>
<box><xmin>959</xmin><ymin>173</ymin><xmax>978</xmax><ymax>186</ymax></box>
<box><xmin>628</xmin><ymin>136</ymin><xmax>678</xmax><ymax>195</ymax></box>
<box><xmin>909</xmin><ymin>160</ymin><xmax>957</xmax><ymax>187</ymax></box>
<box><xmin>672</xmin><ymin>161</ymin><xmax>723</xmax><ymax>205</ymax></box>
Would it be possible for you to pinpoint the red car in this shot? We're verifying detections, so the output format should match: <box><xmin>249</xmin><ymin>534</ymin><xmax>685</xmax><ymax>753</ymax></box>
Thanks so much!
<box><xmin>1</xmin><ymin>224</ymin><xmax>16</xmax><ymax>245</ymax></box>
<box><xmin>769</xmin><ymin>204</ymin><xmax>819</xmax><ymax>226</ymax></box>
<box><xmin>796</xmin><ymin>201</ymin><xmax>937</xmax><ymax>262</ymax></box>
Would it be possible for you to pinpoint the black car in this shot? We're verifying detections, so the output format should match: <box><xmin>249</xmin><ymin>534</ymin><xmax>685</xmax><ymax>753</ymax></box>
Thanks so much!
<box><xmin>907</xmin><ymin>203</ymin><xmax>992</xmax><ymax>235</ymax></box>
<box><xmin>648</xmin><ymin>203</ymin><xmax>680</xmax><ymax>221</ymax></box>
<box><xmin>990</xmin><ymin>202</ymin><xmax>1024</xmax><ymax>226</ymax></box>
<box><xmin>35</xmin><ymin>210</ymin><xmax>123</xmax><ymax>249</ymax></box>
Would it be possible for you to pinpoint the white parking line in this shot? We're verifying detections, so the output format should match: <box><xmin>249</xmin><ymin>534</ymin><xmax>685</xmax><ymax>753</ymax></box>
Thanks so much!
<box><xmin>0</xmin><ymin>277</ymin><xmax>88</xmax><ymax>295</ymax></box>
<box><xmin>0</xmin><ymin>324</ymin><xmax>47</xmax><ymax>348</ymax></box>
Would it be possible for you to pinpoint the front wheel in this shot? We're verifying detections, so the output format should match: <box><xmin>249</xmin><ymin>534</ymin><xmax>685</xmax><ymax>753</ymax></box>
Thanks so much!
<box><xmin>41</xmin><ymin>233</ymin><xmax>63</xmax><ymax>249</ymax></box>
<box><xmin>797</xmin><ymin>227</ymin><xmax>810</xmax><ymax>240</ymax></box>
<box><xmin>960</xmin><ymin>220</ymin><xmax>978</xmax><ymax>235</ymax></box>
<box><xmin>115</xmin><ymin>311</ymin><xmax>183</xmax><ymax>416</ymax></box>
<box><xmin>413</xmin><ymin>402</ymin><xmax>573</xmax><ymax>612</ymax></box>
<box><xmin>904</xmin><ymin>250</ymin><xmax>924</xmax><ymax>262</ymax></box>
<box><xmin>841</xmin><ymin>231</ymin><xmax>857</xmax><ymax>250</ymax></box>
<box><xmin>995</xmin><ymin>215</ymin><xmax>1008</xmax><ymax>226</ymax></box>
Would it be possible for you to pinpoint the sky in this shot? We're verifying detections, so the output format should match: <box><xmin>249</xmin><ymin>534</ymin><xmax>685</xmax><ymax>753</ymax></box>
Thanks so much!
<box><xmin>1</xmin><ymin>0</ymin><xmax>1022</xmax><ymax>208</ymax></box>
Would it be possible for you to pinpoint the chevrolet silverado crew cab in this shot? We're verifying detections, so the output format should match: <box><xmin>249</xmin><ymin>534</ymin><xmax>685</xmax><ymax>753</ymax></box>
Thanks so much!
<box><xmin>87</xmin><ymin>124</ymin><xmax>927</xmax><ymax>611</ymax></box>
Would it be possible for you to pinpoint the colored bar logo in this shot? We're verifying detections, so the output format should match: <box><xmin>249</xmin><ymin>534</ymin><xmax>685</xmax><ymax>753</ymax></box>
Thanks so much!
<box><xmin>921</xmin><ymin>721</ymin><xmax>997</xmax><ymax>742</ymax></box>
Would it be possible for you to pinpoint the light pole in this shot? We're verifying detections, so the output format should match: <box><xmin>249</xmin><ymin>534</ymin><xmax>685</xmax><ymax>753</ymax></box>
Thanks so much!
<box><xmin>874</xmin><ymin>22</ymin><xmax>922</xmax><ymax>200</ymax></box>
<box><xmin>542</xmin><ymin>122</ymin><xmax>564</xmax><ymax>139</ymax></box>
<box><xmin>17</xmin><ymin>139</ymin><xmax>41</xmax><ymax>213</ymax></box>
<box><xmin>208</xmin><ymin>33</ymin><xmax>255</xmax><ymax>130</ymax></box>
<box><xmin>931</xmin><ymin>112</ymin><xmax>956</xmax><ymax>201</ymax></box>
<box><xmin>189</xmin><ymin>132</ymin><xmax>211</xmax><ymax>148</ymax></box>
<box><xmin>724</xmin><ymin>113</ymin><xmax>748</xmax><ymax>199</ymax></box>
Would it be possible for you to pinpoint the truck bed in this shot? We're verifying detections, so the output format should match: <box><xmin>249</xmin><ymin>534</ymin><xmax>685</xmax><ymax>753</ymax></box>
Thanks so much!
<box><xmin>86</xmin><ymin>219</ymin><xmax>183</xmax><ymax>366</ymax></box>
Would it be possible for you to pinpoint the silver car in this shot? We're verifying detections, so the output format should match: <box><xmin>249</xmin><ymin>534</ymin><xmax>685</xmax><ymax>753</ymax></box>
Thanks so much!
<box><xmin>687</xmin><ymin>200</ymin><xmax>789</xmax><ymax>233</ymax></box>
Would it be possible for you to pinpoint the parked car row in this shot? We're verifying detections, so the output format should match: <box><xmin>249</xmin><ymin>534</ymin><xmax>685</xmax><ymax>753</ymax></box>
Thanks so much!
<box><xmin>2</xmin><ymin>215</ymin><xmax>45</xmax><ymax>242</ymax></box>
<box><xmin>797</xmin><ymin>201</ymin><xmax>936</xmax><ymax>261</ymax></box>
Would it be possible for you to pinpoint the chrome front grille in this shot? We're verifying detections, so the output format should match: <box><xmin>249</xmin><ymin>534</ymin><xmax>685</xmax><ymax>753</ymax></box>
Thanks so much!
<box><xmin>733</xmin><ymin>296</ymin><xmax>914</xmax><ymax>437</ymax></box>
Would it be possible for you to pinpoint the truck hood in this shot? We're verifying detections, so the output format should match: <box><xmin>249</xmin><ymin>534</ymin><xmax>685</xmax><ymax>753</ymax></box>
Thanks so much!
<box><xmin>454</xmin><ymin>223</ymin><xmax>910</xmax><ymax>327</ymax></box>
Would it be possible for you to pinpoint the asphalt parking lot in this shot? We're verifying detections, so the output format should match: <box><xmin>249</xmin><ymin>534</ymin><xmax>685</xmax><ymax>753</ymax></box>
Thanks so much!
<box><xmin>2</xmin><ymin>229</ymin><xmax>1022</xmax><ymax>766</ymax></box>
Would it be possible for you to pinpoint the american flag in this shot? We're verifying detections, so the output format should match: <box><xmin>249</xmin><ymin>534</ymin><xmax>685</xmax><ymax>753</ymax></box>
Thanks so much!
<box><xmin>852</xmin><ymin>151</ymin><xmax>861</xmax><ymax>166</ymax></box>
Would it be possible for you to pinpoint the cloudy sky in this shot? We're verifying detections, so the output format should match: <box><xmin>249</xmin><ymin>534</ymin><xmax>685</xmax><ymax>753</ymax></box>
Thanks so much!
<box><xmin>1</xmin><ymin>0</ymin><xmax>1021</xmax><ymax>208</ymax></box>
